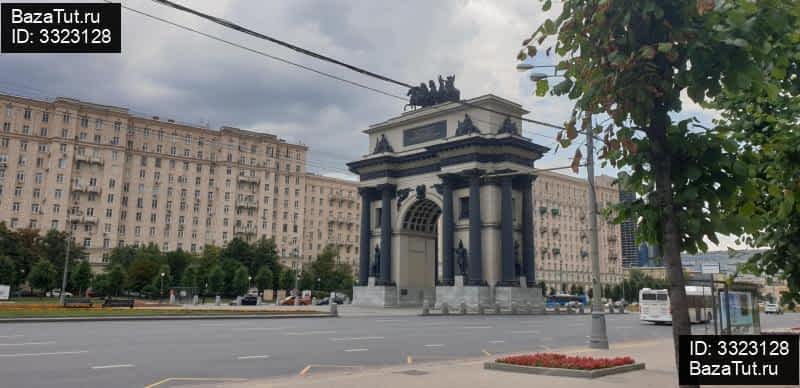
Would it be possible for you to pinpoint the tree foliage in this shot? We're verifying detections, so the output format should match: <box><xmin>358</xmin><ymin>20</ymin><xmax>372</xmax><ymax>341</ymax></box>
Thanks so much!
<box><xmin>28</xmin><ymin>259</ymin><xmax>55</xmax><ymax>295</ymax></box>
<box><xmin>521</xmin><ymin>0</ymin><xmax>800</xmax><ymax>373</ymax></box>
<box><xmin>70</xmin><ymin>260</ymin><xmax>92</xmax><ymax>295</ymax></box>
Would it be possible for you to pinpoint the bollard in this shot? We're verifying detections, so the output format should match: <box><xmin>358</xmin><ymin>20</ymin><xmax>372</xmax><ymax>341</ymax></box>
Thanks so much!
<box><xmin>459</xmin><ymin>302</ymin><xmax>468</xmax><ymax>315</ymax></box>
<box><xmin>215</xmin><ymin>295</ymin><xmax>221</xmax><ymax>306</ymax></box>
<box><xmin>441</xmin><ymin>302</ymin><xmax>450</xmax><ymax>315</ymax></box>
<box><xmin>494</xmin><ymin>303</ymin><xmax>501</xmax><ymax>314</ymax></box>
<box><xmin>525</xmin><ymin>301</ymin><xmax>533</xmax><ymax>315</ymax></box>
<box><xmin>477</xmin><ymin>304</ymin><xmax>485</xmax><ymax>315</ymax></box>
<box><xmin>421</xmin><ymin>300</ymin><xmax>430</xmax><ymax>316</ymax></box>
<box><xmin>510</xmin><ymin>303</ymin><xmax>518</xmax><ymax>315</ymax></box>
<box><xmin>192</xmin><ymin>295</ymin><xmax>199</xmax><ymax>305</ymax></box>
<box><xmin>330</xmin><ymin>302</ymin><xmax>338</xmax><ymax>316</ymax></box>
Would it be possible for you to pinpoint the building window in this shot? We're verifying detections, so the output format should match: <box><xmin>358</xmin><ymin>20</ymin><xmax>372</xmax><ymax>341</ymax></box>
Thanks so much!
<box><xmin>459</xmin><ymin>197</ymin><xmax>469</xmax><ymax>219</ymax></box>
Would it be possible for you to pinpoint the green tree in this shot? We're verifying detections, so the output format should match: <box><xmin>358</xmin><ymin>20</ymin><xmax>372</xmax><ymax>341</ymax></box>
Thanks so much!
<box><xmin>252</xmin><ymin>237</ymin><xmax>279</xmax><ymax>275</ymax></box>
<box><xmin>107</xmin><ymin>246</ymin><xmax>139</xmax><ymax>270</ymax></box>
<box><xmin>279</xmin><ymin>268</ymin><xmax>296</xmax><ymax>291</ymax></box>
<box><xmin>207</xmin><ymin>265</ymin><xmax>225</xmax><ymax>296</ymax></box>
<box><xmin>221</xmin><ymin>238</ymin><xmax>254</xmax><ymax>273</ymax></box>
<box><xmin>0</xmin><ymin>256</ymin><xmax>16</xmax><ymax>290</ymax></box>
<box><xmin>165</xmin><ymin>249</ymin><xmax>192</xmax><ymax>283</ymax></box>
<box><xmin>70</xmin><ymin>260</ymin><xmax>92</xmax><ymax>296</ymax></box>
<box><xmin>28</xmin><ymin>259</ymin><xmax>55</xmax><ymax>296</ymax></box>
<box><xmin>106</xmin><ymin>265</ymin><xmax>126</xmax><ymax>296</ymax></box>
<box><xmin>40</xmin><ymin>229</ymin><xmax>85</xmax><ymax>271</ymax></box>
<box><xmin>126</xmin><ymin>256</ymin><xmax>159</xmax><ymax>292</ymax></box>
<box><xmin>231</xmin><ymin>265</ymin><xmax>250</xmax><ymax>296</ymax></box>
<box><xmin>309</xmin><ymin>245</ymin><xmax>338</xmax><ymax>291</ymax></box>
<box><xmin>522</xmin><ymin>0</ymin><xmax>798</xmax><ymax>373</ymax></box>
<box><xmin>254</xmin><ymin>265</ymin><xmax>273</xmax><ymax>293</ymax></box>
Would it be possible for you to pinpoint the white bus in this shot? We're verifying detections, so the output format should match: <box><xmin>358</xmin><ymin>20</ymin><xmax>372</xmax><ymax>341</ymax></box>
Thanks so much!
<box><xmin>639</xmin><ymin>286</ymin><xmax>713</xmax><ymax>324</ymax></box>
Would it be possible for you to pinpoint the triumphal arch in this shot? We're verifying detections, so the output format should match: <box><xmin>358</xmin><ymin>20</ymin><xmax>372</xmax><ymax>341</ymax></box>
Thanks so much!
<box><xmin>349</xmin><ymin>92</ymin><xmax>548</xmax><ymax>309</ymax></box>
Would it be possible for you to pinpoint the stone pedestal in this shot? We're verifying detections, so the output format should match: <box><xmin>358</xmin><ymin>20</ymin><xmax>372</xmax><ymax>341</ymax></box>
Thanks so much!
<box><xmin>353</xmin><ymin>277</ymin><xmax>397</xmax><ymax>307</ymax></box>
<box><xmin>435</xmin><ymin>276</ymin><xmax>491</xmax><ymax>308</ymax></box>
<box><xmin>494</xmin><ymin>286</ymin><xmax>544</xmax><ymax>312</ymax></box>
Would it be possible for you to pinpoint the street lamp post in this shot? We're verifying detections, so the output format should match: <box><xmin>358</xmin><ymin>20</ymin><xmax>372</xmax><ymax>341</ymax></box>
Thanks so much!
<box><xmin>248</xmin><ymin>276</ymin><xmax>252</xmax><ymax>289</ymax></box>
<box><xmin>517</xmin><ymin>64</ymin><xmax>609</xmax><ymax>349</ymax></box>
<box><xmin>59</xmin><ymin>209</ymin><xmax>78</xmax><ymax>305</ymax></box>
<box><xmin>160</xmin><ymin>272</ymin><xmax>165</xmax><ymax>304</ymax></box>
<box><xmin>294</xmin><ymin>271</ymin><xmax>300</xmax><ymax>306</ymax></box>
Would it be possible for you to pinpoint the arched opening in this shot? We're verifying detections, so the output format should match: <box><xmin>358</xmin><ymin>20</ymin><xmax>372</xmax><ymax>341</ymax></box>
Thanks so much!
<box><xmin>402</xmin><ymin>199</ymin><xmax>441</xmax><ymax>234</ymax></box>
<box><xmin>396</xmin><ymin>199</ymin><xmax>441</xmax><ymax>305</ymax></box>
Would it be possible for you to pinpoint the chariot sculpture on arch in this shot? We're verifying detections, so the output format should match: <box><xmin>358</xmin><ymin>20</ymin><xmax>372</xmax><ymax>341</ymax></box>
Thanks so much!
<box><xmin>405</xmin><ymin>75</ymin><xmax>460</xmax><ymax>110</ymax></box>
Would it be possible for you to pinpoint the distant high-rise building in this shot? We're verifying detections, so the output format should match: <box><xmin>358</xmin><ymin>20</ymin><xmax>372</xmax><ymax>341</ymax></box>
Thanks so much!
<box><xmin>619</xmin><ymin>189</ymin><xmax>638</xmax><ymax>268</ymax></box>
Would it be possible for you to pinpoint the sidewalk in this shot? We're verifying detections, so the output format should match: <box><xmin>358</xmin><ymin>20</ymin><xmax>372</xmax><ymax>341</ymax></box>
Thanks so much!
<box><xmin>219</xmin><ymin>339</ymin><xmax>682</xmax><ymax>388</ymax></box>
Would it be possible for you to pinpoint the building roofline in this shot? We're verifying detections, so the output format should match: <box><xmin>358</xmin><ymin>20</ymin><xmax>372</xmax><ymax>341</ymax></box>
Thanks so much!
<box><xmin>364</xmin><ymin>94</ymin><xmax>530</xmax><ymax>134</ymax></box>
<box><xmin>305</xmin><ymin>173</ymin><xmax>358</xmax><ymax>185</ymax></box>
<box><xmin>0</xmin><ymin>91</ymin><xmax>307</xmax><ymax>149</ymax></box>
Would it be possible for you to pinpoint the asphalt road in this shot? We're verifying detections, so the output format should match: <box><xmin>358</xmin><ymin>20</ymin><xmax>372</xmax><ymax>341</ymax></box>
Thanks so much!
<box><xmin>0</xmin><ymin>312</ymin><xmax>795</xmax><ymax>388</ymax></box>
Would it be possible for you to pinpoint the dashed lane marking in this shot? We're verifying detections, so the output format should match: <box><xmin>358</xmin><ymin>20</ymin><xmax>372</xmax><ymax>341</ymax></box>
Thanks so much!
<box><xmin>424</xmin><ymin>344</ymin><xmax>444</xmax><ymax>348</ymax></box>
<box><xmin>0</xmin><ymin>341</ymin><xmax>56</xmax><ymax>346</ymax></box>
<box><xmin>284</xmin><ymin>330</ymin><xmax>336</xmax><ymax>336</ymax></box>
<box><xmin>330</xmin><ymin>336</ymin><xmax>384</xmax><ymax>342</ymax></box>
<box><xmin>0</xmin><ymin>350</ymin><xmax>88</xmax><ymax>358</ymax></box>
<box><xmin>232</xmin><ymin>327</ymin><xmax>287</xmax><ymax>331</ymax></box>
<box><xmin>461</xmin><ymin>326</ymin><xmax>492</xmax><ymax>329</ymax></box>
<box><xmin>343</xmin><ymin>348</ymin><xmax>369</xmax><ymax>352</ymax></box>
<box><xmin>236</xmin><ymin>355</ymin><xmax>271</xmax><ymax>360</ymax></box>
<box><xmin>145</xmin><ymin>377</ymin><xmax>247</xmax><ymax>388</ymax></box>
<box><xmin>90</xmin><ymin>364</ymin><xmax>134</xmax><ymax>370</ymax></box>
<box><xmin>488</xmin><ymin>340</ymin><xmax>505</xmax><ymax>344</ymax></box>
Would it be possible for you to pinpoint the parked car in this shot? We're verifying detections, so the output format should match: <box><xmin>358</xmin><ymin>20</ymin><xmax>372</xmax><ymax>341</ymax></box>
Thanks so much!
<box><xmin>45</xmin><ymin>289</ymin><xmax>73</xmax><ymax>298</ymax></box>
<box><xmin>764</xmin><ymin>303</ymin><xmax>783</xmax><ymax>314</ymax></box>
<box><xmin>240</xmin><ymin>294</ymin><xmax>258</xmax><ymax>306</ymax></box>
<box><xmin>317</xmin><ymin>295</ymin><xmax>346</xmax><ymax>305</ymax></box>
<box><xmin>279</xmin><ymin>295</ymin><xmax>311</xmax><ymax>306</ymax></box>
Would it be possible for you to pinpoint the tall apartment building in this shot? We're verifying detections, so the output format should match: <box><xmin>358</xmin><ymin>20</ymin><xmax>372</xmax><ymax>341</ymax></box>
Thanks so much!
<box><xmin>0</xmin><ymin>93</ymin><xmax>309</xmax><ymax>269</ymax></box>
<box><xmin>618</xmin><ymin>189</ymin><xmax>639</xmax><ymax>268</ymax></box>
<box><xmin>297</xmin><ymin>174</ymin><xmax>361</xmax><ymax>272</ymax></box>
<box><xmin>532</xmin><ymin>170</ymin><xmax>624</xmax><ymax>291</ymax></box>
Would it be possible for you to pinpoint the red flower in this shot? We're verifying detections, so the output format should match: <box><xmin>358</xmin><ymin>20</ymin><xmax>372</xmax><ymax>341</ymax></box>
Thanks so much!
<box><xmin>497</xmin><ymin>353</ymin><xmax>635</xmax><ymax>370</ymax></box>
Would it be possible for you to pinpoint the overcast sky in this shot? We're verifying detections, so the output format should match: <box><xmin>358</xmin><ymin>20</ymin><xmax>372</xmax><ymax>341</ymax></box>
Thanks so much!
<box><xmin>0</xmin><ymin>0</ymin><xmax>738</xmax><ymax>250</ymax></box>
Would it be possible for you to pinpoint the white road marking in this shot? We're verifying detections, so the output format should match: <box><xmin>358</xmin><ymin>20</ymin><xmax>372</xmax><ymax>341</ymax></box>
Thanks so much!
<box><xmin>488</xmin><ymin>340</ymin><xmax>505</xmax><ymax>344</ymax></box>
<box><xmin>343</xmin><ymin>348</ymin><xmax>368</xmax><ymax>352</ymax></box>
<box><xmin>232</xmin><ymin>327</ymin><xmax>286</xmax><ymax>331</ymax></box>
<box><xmin>0</xmin><ymin>335</ymin><xmax>23</xmax><ymax>338</ymax></box>
<box><xmin>284</xmin><ymin>330</ymin><xmax>336</xmax><ymax>336</ymax></box>
<box><xmin>236</xmin><ymin>355</ymin><xmax>271</xmax><ymax>360</ymax></box>
<box><xmin>375</xmin><ymin>319</ymin><xmax>407</xmax><ymax>323</ymax></box>
<box><xmin>91</xmin><ymin>364</ymin><xmax>135</xmax><ymax>370</ymax></box>
<box><xmin>510</xmin><ymin>330</ymin><xmax>540</xmax><ymax>334</ymax></box>
<box><xmin>0</xmin><ymin>350</ymin><xmax>88</xmax><ymax>358</ymax></box>
<box><xmin>330</xmin><ymin>336</ymin><xmax>384</xmax><ymax>342</ymax></box>
<box><xmin>424</xmin><ymin>344</ymin><xmax>444</xmax><ymax>348</ymax></box>
<box><xmin>461</xmin><ymin>326</ymin><xmax>492</xmax><ymax>329</ymax></box>
<box><xmin>0</xmin><ymin>341</ymin><xmax>56</xmax><ymax>346</ymax></box>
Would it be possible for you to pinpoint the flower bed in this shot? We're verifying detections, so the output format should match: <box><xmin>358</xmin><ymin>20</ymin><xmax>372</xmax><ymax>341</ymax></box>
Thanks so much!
<box><xmin>497</xmin><ymin>353</ymin><xmax>635</xmax><ymax>370</ymax></box>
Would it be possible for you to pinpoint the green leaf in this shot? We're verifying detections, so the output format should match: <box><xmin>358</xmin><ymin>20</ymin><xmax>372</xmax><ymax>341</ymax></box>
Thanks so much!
<box><xmin>657</xmin><ymin>42</ymin><xmax>673</xmax><ymax>53</ymax></box>
<box><xmin>722</xmin><ymin>38</ymin><xmax>749</xmax><ymax>48</ymax></box>
<box><xmin>543</xmin><ymin>19</ymin><xmax>556</xmax><ymax>35</ymax></box>
<box><xmin>542</xmin><ymin>0</ymin><xmax>552</xmax><ymax>11</ymax></box>
<box><xmin>535</xmin><ymin>78</ymin><xmax>550</xmax><ymax>97</ymax></box>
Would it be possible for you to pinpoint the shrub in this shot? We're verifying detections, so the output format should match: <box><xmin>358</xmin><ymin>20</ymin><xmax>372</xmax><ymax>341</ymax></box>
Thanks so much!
<box><xmin>497</xmin><ymin>353</ymin><xmax>635</xmax><ymax>370</ymax></box>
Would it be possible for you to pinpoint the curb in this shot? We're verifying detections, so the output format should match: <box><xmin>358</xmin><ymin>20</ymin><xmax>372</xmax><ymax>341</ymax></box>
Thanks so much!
<box><xmin>0</xmin><ymin>313</ymin><xmax>336</xmax><ymax>324</ymax></box>
<box><xmin>484</xmin><ymin>361</ymin><xmax>646</xmax><ymax>378</ymax></box>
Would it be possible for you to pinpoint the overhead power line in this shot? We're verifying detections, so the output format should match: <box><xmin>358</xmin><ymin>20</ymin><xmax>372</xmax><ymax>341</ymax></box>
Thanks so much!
<box><xmin>145</xmin><ymin>0</ymin><xmax>567</xmax><ymax>131</ymax></box>
<box><xmin>152</xmin><ymin>0</ymin><xmax>414</xmax><ymax>89</ymax></box>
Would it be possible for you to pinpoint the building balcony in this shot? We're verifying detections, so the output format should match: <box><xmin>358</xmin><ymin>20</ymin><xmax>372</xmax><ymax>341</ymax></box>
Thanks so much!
<box><xmin>75</xmin><ymin>154</ymin><xmax>104</xmax><ymax>165</ymax></box>
<box><xmin>71</xmin><ymin>182</ymin><xmax>101</xmax><ymax>194</ymax></box>
<box><xmin>551</xmin><ymin>227</ymin><xmax>560</xmax><ymax>236</ymax></box>
<box><xmin>607</xmin><ymin>235</ymin><xmax>618</xmax><ymax>242</ymax></box>
<box><xmin>539</xmin><ymin>226</ymin><xmax>548</xmax><ymax>234</ymax></box>
<box><xmin>550</xmin><ymin>208</ymin><xmax>561</xmax><ymax>216</ymax></box>
<box><xmin>234</xmin><ymin>225</ymin><xmax>257</xmax><ymax>235</ymax></box>
<box><xmin>68</xmin><ymin>215</ymin><xmax>98</xmax><ymax>224</ymax></box>
<box><xmin>552</xmin><ymin>248</ymin><xmax>561</xmax><ymax>255</ymax></box>
<box><xmin>237</xmin><ymin>175</ymin><xmax>260</xmax><ymax>185</ymax></box>
<box><xmin>330</xmin><ymin>191</ymin><xmax>355</xmax><ymax>202</ymax></box>
<box><xmin>235</xmin><ymin>199</ymin><xmax>258</xmax><ymax>209</ymax></box>
<box><xmin>538</xmin><ymin>206</ymin><xmax>548</xmax><ymax>215</ymax></box>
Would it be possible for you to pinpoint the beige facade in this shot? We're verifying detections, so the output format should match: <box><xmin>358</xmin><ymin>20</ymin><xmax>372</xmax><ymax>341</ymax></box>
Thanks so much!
<box><xmin>533</xmin><ymin>170</ymin><xmax>624</xmax><ymax>290</ymax></box>
<box><xmin>0</xmin><ymin>93</ymin><xmax>309</xmax><ymax>269</ymax></box>
<box><xmin>298</xmin><ymin>174</ymin><xmax>360</xmax><ymax>272</ymax></box>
